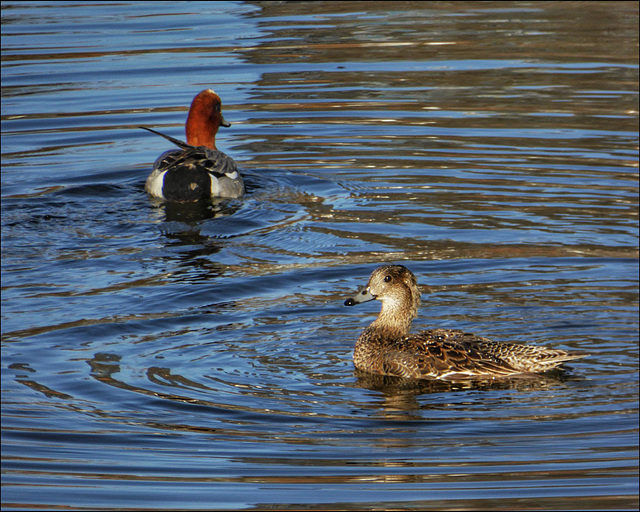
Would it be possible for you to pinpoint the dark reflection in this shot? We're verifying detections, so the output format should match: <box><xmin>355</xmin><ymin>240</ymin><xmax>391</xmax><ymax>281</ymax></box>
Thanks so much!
<box><xmin>87</xmin><ymin>355</ymin><xmax>197</xmax><ymax>400</ymax></box>
<box><xmin>153</xmin><ymin>196</ymin><xmax>242</xmax><ymax>224</ymax></box>
<box><xmin>159</xmin><ymin>221</ymin><xmax>223</xmax><ymax>265</ymax></box>
<box><xmin>245</xmin><ymin>1</ymin><xmax>638</xmax><ymax>67</ymax></box>
<box><xmin>84</xmin><ymin>357</ymin><xmax>293</xmax><ymax>421</ymax></box>
<box><xmin>17</xmin><ymin>378</ymin><xmax>73</xmax><ymax>400</ymax></box>
<box><xmin>353</xmin><ymin>367</ymin><xmax>581</xmax><ymax>412</ymax></box>
<box><xmin>146</xmin><ymin>198</ymin><xmax>244</xmax><ymax>282</ymax></box>
<box><xmin>146</xmin><ymin>366</ymin><xmax>211</xmax><ymax>391</ymax></box>
<box><xmin>87</xmin><ymin>352</ymin><xmax>122</xmax><ymax>381</ymax></box>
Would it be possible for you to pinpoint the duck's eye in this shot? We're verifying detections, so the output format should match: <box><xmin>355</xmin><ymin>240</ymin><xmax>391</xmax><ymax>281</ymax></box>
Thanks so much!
<box><xmin>384</xmin><ymin>275</ymin><xmax>392</xmax><ymax>283</ymax></box>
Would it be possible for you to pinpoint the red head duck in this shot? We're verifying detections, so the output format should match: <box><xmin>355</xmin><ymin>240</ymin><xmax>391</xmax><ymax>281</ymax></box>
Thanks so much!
<box><xmin>140</xmin><ymin>89</ymin><xmax>244</xmax><ymax>201</ymax></box>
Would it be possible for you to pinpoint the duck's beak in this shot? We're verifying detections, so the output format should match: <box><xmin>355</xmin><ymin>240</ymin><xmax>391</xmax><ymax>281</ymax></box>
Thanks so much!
<box><xmin>344</xmin><ymin>285</ymin><xmax>375</xmax><ymax>306</ymax></box>
<box><xmin>220</xmin><ymin>114</ymin><xmax>231</xmax><ymax>128</ymax></box>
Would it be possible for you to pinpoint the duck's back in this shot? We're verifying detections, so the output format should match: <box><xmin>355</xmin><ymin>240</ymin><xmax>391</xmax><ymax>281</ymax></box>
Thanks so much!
<box><xmin>355</xmin><ymin>327</ymin><xmax>587</xmax><ymax>380</ymax></box>
<box><xmin>146</xmin><ymin>146</ymin><xmax>243</xmax><ymax>201</ymax></box>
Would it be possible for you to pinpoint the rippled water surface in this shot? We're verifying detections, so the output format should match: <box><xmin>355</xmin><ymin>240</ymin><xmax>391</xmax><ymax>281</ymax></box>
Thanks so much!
<box><xmin>2</xmin><ymin>1</ymin><xmax>638</xmax><ymax>510</ymax></box>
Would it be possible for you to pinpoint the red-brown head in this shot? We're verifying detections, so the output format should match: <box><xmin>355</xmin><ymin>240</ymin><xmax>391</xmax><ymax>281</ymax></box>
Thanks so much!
<box><xmin>185</xmin><ymin>89</ymin><xmax>230</xmax><ymax>149</ymax></box>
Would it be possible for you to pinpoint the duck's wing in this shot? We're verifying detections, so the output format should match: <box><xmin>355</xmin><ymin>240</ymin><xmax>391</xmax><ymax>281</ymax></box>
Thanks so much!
<box><xmin>387</xmin><ymin>328</ymin><xmax>587</xmax><ymax>379</ymax></box>
<box><xmin>152</xmin><ymin>145</ymin><xmax>236</xmax><ymax>178</ymax></box>
<box><xmin>379</xmin><ymin>331</ymin><xmax>517</xmax><ymax>380</ymax></box>
<box><xmin>142</xmin><ymin>124</ymin><xmax>238</xmax><ymax>178</ymax></box>
<box><xmin>471</xmin><ymin>336</ymin><xmax>588</xmax><ymax>373</ymax></box>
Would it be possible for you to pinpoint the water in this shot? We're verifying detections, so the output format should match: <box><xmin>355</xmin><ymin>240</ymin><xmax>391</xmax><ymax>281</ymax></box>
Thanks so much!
<box><xmin>1</xmin><ymin>1</ymin><xmax>638</xmax><ymax>510</ymax></box>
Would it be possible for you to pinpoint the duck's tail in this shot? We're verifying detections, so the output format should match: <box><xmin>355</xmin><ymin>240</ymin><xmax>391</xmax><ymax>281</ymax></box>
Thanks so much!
<box><xmin>139</xmin><ymin>126</ymin><xmax>190</xmax><ymax>150</ymax></box>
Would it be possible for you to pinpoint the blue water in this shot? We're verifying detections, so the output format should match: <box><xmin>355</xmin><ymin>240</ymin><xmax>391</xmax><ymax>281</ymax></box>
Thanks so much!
<box><xmin>2</xmin><ymin>1</ymin><xmax>638</xmax><ymax>510</ymax></box>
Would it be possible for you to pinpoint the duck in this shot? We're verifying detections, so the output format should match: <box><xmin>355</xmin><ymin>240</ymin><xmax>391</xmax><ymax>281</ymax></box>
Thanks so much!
<box><xmin>344</xmin><ymin>264</ymin><xmax>589</xmax><ymax>380</ymax></box>
<box><xmin>140</xmin><ymin>89</ymin><xmax>244</xmax><ymax>201</ymax></box>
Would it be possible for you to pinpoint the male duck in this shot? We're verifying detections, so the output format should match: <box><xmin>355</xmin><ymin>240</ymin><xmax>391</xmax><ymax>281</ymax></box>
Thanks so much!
<box><xmin>141</xmin><ymin>89</ymin><xmax>244</xmax><ymax>201</ymax></box>
<box><xmin>345</xmin><ymin>265</ymin><xmax>588</xmax><ymax>380</ymax></box>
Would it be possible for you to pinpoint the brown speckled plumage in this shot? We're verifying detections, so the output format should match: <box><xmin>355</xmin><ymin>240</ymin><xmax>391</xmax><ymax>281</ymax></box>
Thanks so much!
<box><xmin>344</xmin><ymin>265</ymin><xmax>588</xmax><ymax>380</ymax></box>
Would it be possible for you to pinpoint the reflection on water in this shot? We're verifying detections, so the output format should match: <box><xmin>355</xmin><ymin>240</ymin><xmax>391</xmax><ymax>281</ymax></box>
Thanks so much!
<box><xmin>1</xmin><ymin>1</ymin><xmax>638</xmax><ymax>510</ymax></box>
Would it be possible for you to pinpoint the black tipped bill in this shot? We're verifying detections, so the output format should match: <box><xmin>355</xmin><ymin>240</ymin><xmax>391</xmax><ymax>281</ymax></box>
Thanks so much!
<box><xmin>344</xmin><ymin>286</ymin><xmax>375</xmax><ymax>307</ymax></box>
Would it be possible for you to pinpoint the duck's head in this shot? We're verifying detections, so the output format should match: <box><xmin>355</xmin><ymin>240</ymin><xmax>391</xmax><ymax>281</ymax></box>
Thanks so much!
<box><xmin>185</xmin><ymin>89</ymin><xmax>231</xmax><ymax>150</ymax></box>
<box><xmin>344</xmin><ymin>265</ymin><xmax>423</xmax><ymax>321</ymax></box>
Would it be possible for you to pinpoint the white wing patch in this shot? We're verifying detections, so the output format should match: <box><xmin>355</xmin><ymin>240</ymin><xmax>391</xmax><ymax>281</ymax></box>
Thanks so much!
<box><xmin>209</xmin><ymin>174</ymin><xmax>220</xmax><ymax>196</ymax></box>
<box><xmin>145</xmin><ymin>169</ymin><xmax>167</xmax><ymax>199</ymax></box>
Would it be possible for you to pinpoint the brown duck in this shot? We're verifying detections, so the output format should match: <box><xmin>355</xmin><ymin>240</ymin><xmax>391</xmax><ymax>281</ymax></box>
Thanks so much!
<box><xmin>344</xmin><ymin>265</ymin><xmax>588</xmax><ymax>380</ymax></box>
